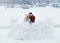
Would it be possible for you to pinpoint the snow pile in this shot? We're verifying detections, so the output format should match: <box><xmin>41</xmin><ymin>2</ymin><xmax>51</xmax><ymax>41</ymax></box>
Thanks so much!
<box><xmin>9</xmin><ymin>18</ymin><xmax>54</xmax><ymax>40</ymax></box>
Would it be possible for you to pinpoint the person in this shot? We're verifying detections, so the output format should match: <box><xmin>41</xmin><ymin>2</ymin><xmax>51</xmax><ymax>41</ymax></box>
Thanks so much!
<box><xmin>25</xmin><ymin>12</ymin><xmax>35</xmax><ymax>23</ymax></box>
<box><xmin>29</xmin><ymin>12</ymin><xmax>35</xmax><ymax>23</ymax></box>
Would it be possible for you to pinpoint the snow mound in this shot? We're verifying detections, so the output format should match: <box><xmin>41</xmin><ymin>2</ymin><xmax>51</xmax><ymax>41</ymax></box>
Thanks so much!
<box><xmin>9</xmin><ymin>18</ymin><xmax>54</xmax><ymax>40</ymax></box>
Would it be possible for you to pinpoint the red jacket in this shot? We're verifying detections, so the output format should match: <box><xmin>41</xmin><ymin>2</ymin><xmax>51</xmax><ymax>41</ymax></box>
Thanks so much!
<box><xmin>29</xmin><ymin>15</ymin><xmax>35</xmax><ymax>23</ymax></box>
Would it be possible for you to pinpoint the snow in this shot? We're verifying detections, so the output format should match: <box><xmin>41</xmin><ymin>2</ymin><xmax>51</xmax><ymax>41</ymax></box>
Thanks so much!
<box><xmin>0</xmin><ymin>6</ymin><xmax>60</xmax><ymax>43</ymax></box>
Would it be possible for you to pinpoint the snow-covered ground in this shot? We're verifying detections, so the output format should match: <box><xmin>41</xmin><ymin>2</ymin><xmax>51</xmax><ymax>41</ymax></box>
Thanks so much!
<box><xmin>0</xmin><ymin>6</ymin><xmax>60</xmax><ymax>43</ymax></box>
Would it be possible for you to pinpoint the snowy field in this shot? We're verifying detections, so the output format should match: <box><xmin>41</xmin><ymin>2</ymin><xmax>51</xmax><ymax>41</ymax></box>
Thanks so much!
<box><xmin>0</xmin><ymin>6</ymin><xmax>60</xmax><ymax>43</ymax></box>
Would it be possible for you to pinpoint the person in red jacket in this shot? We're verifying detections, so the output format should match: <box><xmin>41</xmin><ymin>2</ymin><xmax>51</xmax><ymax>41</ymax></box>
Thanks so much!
<box><xmin>29</xmin><ymin>12</ymin><xmax>35</xmax><ymax>23</ymax></box>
